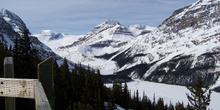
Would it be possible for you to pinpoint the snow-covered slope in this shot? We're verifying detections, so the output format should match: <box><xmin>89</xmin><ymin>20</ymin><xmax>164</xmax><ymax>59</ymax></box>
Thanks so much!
<box><xmin>35</xmin><ymin>0</ymin><xmax>220</xmax><ymax>90</ymax></box>
<box><xmin>107</xmin><ymin>0</ymin><xmax>220</xmax><ymax>90</ymax></box>
<box><xmin>35</xmin><ymin>19</ymin><xmax>155</xmax><ymax>75</ymax></box>
<box><xmin>0</xmin><ymin>9</ymin><xmax>23</xmax><ymax>46</ymax></box>
<box><xmin>34</xmin><ymin>30</ymin><xmax>83</xmax><ymax>53</ymax></box>
<box><xmin>0</xmin><ymin>9</ymin><xmax>27</xmax><ymax>36</ymax></box>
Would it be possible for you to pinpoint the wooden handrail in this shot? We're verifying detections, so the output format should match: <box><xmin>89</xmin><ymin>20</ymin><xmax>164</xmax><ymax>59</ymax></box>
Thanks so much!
<box><xmin>0</xmin><ymin>78</ymin><xmax>51</xmax><ymax>110</ymax></box>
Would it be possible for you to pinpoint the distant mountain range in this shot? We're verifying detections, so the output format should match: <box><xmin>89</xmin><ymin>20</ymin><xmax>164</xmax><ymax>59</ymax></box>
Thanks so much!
<box><xmin>1</xmin><ymin>0</ymin><xmax>220</xmax><ymax>92</ymax></box>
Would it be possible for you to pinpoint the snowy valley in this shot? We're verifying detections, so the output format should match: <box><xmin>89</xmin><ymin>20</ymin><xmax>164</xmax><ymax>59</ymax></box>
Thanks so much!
<box><xmin>34</xmin><ymin>0</ymin><xmax>220</xmax><ymax>92</ymax></box>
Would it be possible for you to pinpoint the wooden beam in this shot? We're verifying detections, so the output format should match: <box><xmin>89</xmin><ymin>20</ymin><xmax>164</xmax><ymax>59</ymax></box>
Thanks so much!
<box><xmin>4</xmin><ymin>57</ymin><xmax>15</xmax><ymax>110</ymax></box>
<box><xmin>0</xmin><ymin>78</ymin><xmax>36</xmax><ymax>99</ymax></box>
<box><xmin>38</xmin><ymin>56</ymin><xmax>54</xmax><ymax>110</ymax></box>
<box><xmin>35</xmin><ymin>81</ymin><xmax>51</xmax><ymax>110</ymax></box>
<box><xmin>0</xmin><ymin>78</ymin><xmax>52</xmax><ymax>110</ymax></box>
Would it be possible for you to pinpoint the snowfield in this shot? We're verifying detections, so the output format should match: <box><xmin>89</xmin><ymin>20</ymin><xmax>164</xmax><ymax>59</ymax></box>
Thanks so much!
<box><xmin>105</xmin><ymin>80</ymin><xmax>220</xmax><ymax>110</ymax></box>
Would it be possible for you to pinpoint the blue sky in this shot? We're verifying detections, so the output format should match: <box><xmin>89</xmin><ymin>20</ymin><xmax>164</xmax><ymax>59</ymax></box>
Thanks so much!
<box><xmin>1</xmin><ymin>0</ymin><xmax>198</xmax><ymax>35</ymax></box>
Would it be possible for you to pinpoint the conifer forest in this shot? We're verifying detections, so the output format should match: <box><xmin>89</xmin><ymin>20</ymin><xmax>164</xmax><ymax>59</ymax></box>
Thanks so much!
<box><xmin>0</xmin><ymin>30</ymin><xmax>212</xmax><ymax>110</ymax></box>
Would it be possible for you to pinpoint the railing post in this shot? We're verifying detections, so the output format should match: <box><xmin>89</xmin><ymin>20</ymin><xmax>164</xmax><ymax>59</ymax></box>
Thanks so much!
<box><xmin>4</xmin><ymin>57</ymin><xmax>16</xmax><ymax>110</ymax></box>
<box><xmin>38</xmin><ymin>56</ymin><xmax>55</xmax><ymax>110</ymax></box>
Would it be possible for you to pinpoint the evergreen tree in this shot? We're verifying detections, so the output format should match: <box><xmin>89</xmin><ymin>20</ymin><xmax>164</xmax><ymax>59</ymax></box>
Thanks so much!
<box><xmin>107</xmin><ymin>89</ymin><xmax>116</xmax><ymax>110</ymax></box>
<box><xmin>78</xmin><ymin>63</ymin><xmax>85</xmax><ymax>99</ymax></box>
<box><xmin>0</xmin><ymin>41</ymin><xmax>11</xmax><ymax>77</ymax></box>
<box><xmin>187</xmin><ymin>103</ymin><xmax>194</xmax><ymax>110</ymax></box>
<box><xmin>175</xmin><ymin>102</ymin><xmax>185</xmax><ymax>110</ymax></box>
<box><xmin>112</xmin><ymin>79</ymin><xmax>123</xmax><ymax>105</ymax></box>
<box><xmin>93</xmin><ymin>89</ymin><xmax>104</xmax><ymax>110</ymax></box>
<box><xmin>157</xmin><ymin>98</ymin><xmax>165</xmax><ymax>110</ymax></box>
<box><xmin>60</xmin><ymin>58</ymin><xmax>70</xmax><ymax>75</ymax></box>
<box><xmin>71</xmin><ymin>64</ymin><xmax>82</xmax><ymax>103</ymax></box>
<box><xmin>122</xmin><ymin>81</ymin><xmax>130</xmax><ymax>109</ymax></box>
<box><xmin>168</xmin><ymin>101</ymin><xmax>175</xmax><ymax>110</ymax></box>
<box><xmin>60</xmin><ymin>58</ymin><xmax>71</xmax><ymax>109</ymax></box>
<box><xmin>95</xmin><ymin>69</ymin><xmax>104</xmax><ymax>91</ymax></box>
<box><xmin>13</xmin><ymin>29</ymin><xmax>39</xmax><ymax>78</ymax></box>
<box><xmin>152</xmin><ymin>93</ymin><xmax>156</xmax><ymax>109</ymax></box>
<box><xmin>186</xmin><ymin>76</ymin><xmax>211</xmax><ymax>110</ymax></box>
<box><xmin>53</xmin><ymin>60</ymin><xmax>65</xmax><ymax>110</ymax></box>
<box><xmin>0</xmin><ymin>41</ymin><xmax>6</xmax><ymax>77</ymax></box>
<box><xmin>82</xmin><ymin>66</ymin><xmax>94</xmax><ymax>105</ymax></box>
<box><xmin>135</xmin><ymin>90</ymin><xmax>141</xmax><ymax>110</ymax></box>
<box><xmin>13</xmin><ymin>36</ymin><xmax>19</xmax><ymax>62</ymax></box>
<box><xmin>94</xmin><ymin>69</ymin><xmax>105</xmax><ymax>110</ymax></box>
<box><xmin>141</xmin><ymin>93</ymin><xmax>152</xmax><ymax>110</ymax></box>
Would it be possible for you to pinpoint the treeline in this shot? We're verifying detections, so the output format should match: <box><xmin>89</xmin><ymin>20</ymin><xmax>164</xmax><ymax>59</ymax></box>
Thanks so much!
<box><xmin>0</xmin><ymin>30</ymin><xmax>40</xmax><ymax>78</ymax></box>
<box><xmin>0</xmin><ymin>30</ymin><xmax>211</xmax><ymax>110</ymax></box>
<box><xmin>108</xmin><ymin>79</ymin><xmax>192</xmax><ymax>110</ymax></box>
<box><xmin>53</xmin><ymin>59</ymin><xmax>105</xmax><ymax>110</ymax></box>
<box><xmin>53</xmin><ymin>58</ymin><xmax>196</xmax><ymax>110</ymax></box>
<box><xmin>0</xmin><ymin>30</ymin><xmax>41</xmax><ymax>109</ymax></box>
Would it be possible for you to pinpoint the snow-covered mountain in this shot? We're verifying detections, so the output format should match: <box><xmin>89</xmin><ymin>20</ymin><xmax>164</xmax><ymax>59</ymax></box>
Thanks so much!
<box><xmin>35</xmin><ymin>19</ymin><xmax>155</xmax><ymax>75</ymax></box>
<box><xmin>35</xmin><ymin>0</ymin><xmax>220</xmax><ymax>91</ymax></box>
<box><xmin>112</xmin><ymin>0</ymin><xmax>220</xmax><ymax>90</ymax></box>
<box><xmin>2</xmin><ymin>0</ymin><xmax>220</xmax><ymax>92</ymax></box>
<box><xmin>0</xmin><ymin>9</ymin><xmax>75</xmax><ymax>67</ymax></box>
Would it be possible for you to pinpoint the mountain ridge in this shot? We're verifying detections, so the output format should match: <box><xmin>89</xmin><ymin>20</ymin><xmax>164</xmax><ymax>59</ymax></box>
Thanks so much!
<box><xmin>111</xmin><ymin>0</ymin><xmax>220</xmax><ymax>90</ymax></box>
<box><xmin>35</xmin><ymin>19</ymin><xmax>156</xmax><ymax>75</ymax></box>
<box><xmin>1</xmin><ymin>0</ymin><xmax>220</xmax><ymax>92</ymax></box>
<box><xmin>34</xmin><ymin>0</ymin><xmax>220</xmax><ymax>91</ymax></box>
<box><xmin>35</xmin><ymin>0</ymin><xmax>220</xmax><ymax>91</ymax></box>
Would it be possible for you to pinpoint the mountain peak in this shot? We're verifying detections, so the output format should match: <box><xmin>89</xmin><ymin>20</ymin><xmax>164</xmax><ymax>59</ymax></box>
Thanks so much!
<box><xmin>1</xmin><ymin>8</ymin><xmax>11</xmax><ymax>16</ymax></box>
<box><xmin>36</xmin><ymin>30</ymin><xmax>64</xmax><ymax>41</ymax></box>
<box><xmin>103</xmin><ymin>19</ymin><xmax>120</xmax><ymax>26</ymax></box>
<box><xmin>90</xmin><ymin>19</ymin><xmax>122</xmax><ymax>35</ymax></box>
<box><xmin>0</xmin><ymin>8</ymin><xmax>27</xmax><ymax>35</ymax></box>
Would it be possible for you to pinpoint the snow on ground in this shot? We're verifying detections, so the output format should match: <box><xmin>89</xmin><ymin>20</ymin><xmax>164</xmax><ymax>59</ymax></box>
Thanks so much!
<box><xmin>105</xmin><ymin>80</ymin><xmax>220</xmax><ymax>110</ymax></box>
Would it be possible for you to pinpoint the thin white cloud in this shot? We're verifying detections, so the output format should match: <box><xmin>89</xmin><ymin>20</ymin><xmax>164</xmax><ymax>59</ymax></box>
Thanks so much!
<box><xmin>0</xmin><ymin>0</ymin><xmax>198</xmax><ymax>34</ymax></box>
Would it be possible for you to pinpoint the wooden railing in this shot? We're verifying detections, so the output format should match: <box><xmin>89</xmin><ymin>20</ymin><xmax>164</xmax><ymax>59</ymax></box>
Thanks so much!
<box><xmin>0</xmin><ymin>57</ymin><xmax>54</xmax><ymax>110</ymax></box>
<box><xmin>0</xmin><ymin>78</ymin><xmax>51</xmax><ymax>110</ymax></box>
